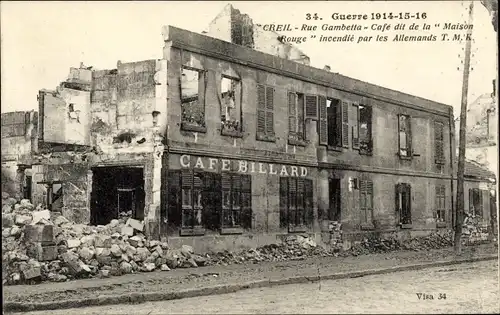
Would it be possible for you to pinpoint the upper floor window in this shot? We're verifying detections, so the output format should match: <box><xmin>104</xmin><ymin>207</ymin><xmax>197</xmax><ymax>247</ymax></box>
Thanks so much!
<box><xmin>434</xmin><ymin>121</ymin><xmax>445</xmax><ymax>164</ymax></box>
<box><xmin>325</xmin><ymin>98</ymin><xmax>342</xmax><ymax>147</ymax></box>
<box><xmin>353</xmin><ymin>104</ymin><xmax>373</xmax><ymax>155</ymax></box>
<box><xmin>180</xmin><ymin>67</ymin><xmax>206</xmax><ymax>132</ymax></box>
<box><xmin>220</xmin><ymin>76</ymin><xmax>243</xmax><ymax>137</ymax></box>
<box><xmin>288</xmin><ymin>92</ymin><xmax>306</xmax><ymax>146</ymax></box>
<box><xmin>398</xmin><ymin>114</ymin><xmax>412</xmax><ymax>158</ymax></box>
<box><xmin>256</xmin><ymin>84</ymin><xmax>275</xmax><ymax>142</ymax></box>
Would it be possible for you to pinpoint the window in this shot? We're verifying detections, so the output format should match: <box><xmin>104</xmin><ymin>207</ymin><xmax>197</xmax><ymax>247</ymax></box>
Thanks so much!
<box><xmin>435</xmin><ymin>184</ymin><xmax>446</xmax><ymax>225</ymax></box>
<box><xmin>256</xmin><ymin>84</ymin><xmax>275</xmax><ymax>142</ymax></box>
<box><xmin>353</xmin><ymin>104</ymin><xmax>373</xmax><ymax>154</ymax></box>
<box><xmin>359</xmin><ymin>179</ymin><xmax>374</xmax><ymax>227</ymax></box>
<box><xmin>220</xmin><ymin>76</ymin><xmax>243</xmax><ymax>137</ymax></box>
<box><xmin>469</xmin><ymin>188</ymin><xmax>483</xmax><ymax>217</ymax></box>
<box><xmin>221</xmin><ymin>174</ymin><xmax>252</xmax><ymax>232</ymax></box>
<box><xmin>167</xmin><ymin>170</ymin><xmax>251</xmax><ymax>235</ymax></box>
<box><xmin>434</xmin><ymin>122</ymin><xmax>445</xmax><ymax>164</ymax></box>
<box><xmin>326</xmin><ymin>98</ymin><xmax>342</xmax><ymax>147</ymax></box>
<box><xmin>288</xmin><ymin>92</ymin><xmax>306</xmax><ymax>145</ymax></box>
<box><xmin>47</xmin><ymin>183</ymin><xmax>63</xmax><ymax>212</ymax></box>
<box><xmin>398</xmin><ymin>114</ymin><xmax>412</xmax><ymax>158</ymax></box>
<box><xmin>395</xmin><ymin>183</ymin><xmax>412</xmax><ymax>226</ymax></box>
<box><xmin>279</xmin><ymin>177</ymin><xmax>313</xmax><ymax>232</ymax></box>
<box><xmin>180</xmin><ymin>67</ymin><xmax>206</xmax><ymax>132</ymax></box>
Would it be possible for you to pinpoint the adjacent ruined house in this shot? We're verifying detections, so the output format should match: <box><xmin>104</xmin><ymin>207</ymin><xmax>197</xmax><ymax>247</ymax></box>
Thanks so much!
<box><xmin>2</xmin><ymin>21</ymin><xmax>496</xmax><ymax>252</ymax></box>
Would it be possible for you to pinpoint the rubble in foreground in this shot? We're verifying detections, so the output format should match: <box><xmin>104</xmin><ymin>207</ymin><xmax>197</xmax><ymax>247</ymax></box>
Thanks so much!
<box><xmin>1</xmin><ymin>194</ymin><xmax>491</xmax><ymax>286</ymax></box>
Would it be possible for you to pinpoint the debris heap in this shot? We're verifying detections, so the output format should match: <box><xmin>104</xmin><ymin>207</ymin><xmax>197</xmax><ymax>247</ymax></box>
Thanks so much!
<box><xmin>2</xmin><ymin>197</ymin><xmax>207</xmax><ymax>285</ymax></box>
<box><xmin>461</xmin><ymin>213</ymin><xmax>490</xmax><ymax>245</ymax></box>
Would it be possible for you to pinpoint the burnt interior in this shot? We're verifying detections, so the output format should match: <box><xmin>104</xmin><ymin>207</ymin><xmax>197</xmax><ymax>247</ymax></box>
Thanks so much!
<box><xmin>90</xmin><ymin>166</ymin><xmax>145</xmax><ymax>225</ymax></box>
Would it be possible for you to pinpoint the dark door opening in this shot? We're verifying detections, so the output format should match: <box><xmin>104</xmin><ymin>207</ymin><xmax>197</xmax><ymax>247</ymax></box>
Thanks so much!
<box><xmin>23</xmin><ymin>175</ymin><xmax>32</xmax><ymax>201</ymax></box>
<box><xmin>90</xmin><ymin>166</ymin><xmax>145</xmax><ymax>226</ymax></box>
<box><xmin>329</xmin><ymin>178</ymin><xmax>341</xmax><ymax>221</ymax></box>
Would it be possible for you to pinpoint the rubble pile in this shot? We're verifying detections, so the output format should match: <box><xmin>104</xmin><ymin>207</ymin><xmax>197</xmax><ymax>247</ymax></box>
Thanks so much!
<box><xmin>342</xmin><ymin>230</ymin><xmax>454</xmax><ymax>256</ymax></box>
<box><xmin>205</xmin><ymin>234</ymin><xmax>331</xmax><ymax>266</ymax></box>
<box><xmin>461</xmin><ymin>213</ymin><xmax>490</xmax><ymax>245</ymax></box>
<box><xmin>2</xmin><ymin>198</ymin><xmax>208</xmax><ymax>285</ymax></box>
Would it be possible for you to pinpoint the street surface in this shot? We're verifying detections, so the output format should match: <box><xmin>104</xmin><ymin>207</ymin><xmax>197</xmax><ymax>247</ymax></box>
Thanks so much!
<box><xmin>20</xmin><ymin>260</ymin><xmax>499</xmax><ymax>314</ymax></box>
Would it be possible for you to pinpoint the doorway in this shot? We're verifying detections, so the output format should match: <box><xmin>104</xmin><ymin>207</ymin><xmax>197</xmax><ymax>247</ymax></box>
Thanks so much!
<box><xmin>90</xmin><ymin>166</ymin><xmax>145</xmax><ymax>226</ymax></box>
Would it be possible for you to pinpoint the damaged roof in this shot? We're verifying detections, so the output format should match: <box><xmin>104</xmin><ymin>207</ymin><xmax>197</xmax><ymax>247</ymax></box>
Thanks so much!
<box><xmin>458</xmin><ymin>160</ymin><xmax>497</xmax><ymax>181</ymax></box>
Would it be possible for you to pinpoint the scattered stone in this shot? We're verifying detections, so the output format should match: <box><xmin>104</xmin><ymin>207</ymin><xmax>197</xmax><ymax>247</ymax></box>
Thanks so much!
<box><xmin>128</xmin><ymin>235</ymin><xmax>142</xmax><ymax>247</ymax></box>
<box><xmin>10</xmin><ymin>225</ymin><xmax>21</xmax><ymax>237</ymax></box>
<box><xmin>31</xmin><ymin>210</ymin><xmax>51</xmax><ymax>225</ymax></box>
<box><xmin>79</xmin><ymin>247</ymin><xmax>95</xmax><ymax>262</ymax></box>
<box><xmin>66</xmin><ymin>239</ymin><xmax>81</xmax><ymax>249</ymax></box>
<box><xmin>99</xmin><ymin>269</ymin><xmax>110</xmax><ymax>278</ymax></box>
<box><xmin>121</xmin><ymin>226</ymin><xmax>134</xmax><ymax>237</ymax></box>
<box><xmin>2</xmin><ymin>213</ymin><xmax>15</xmax><ymax>227</ymax></box>
<box><xmin>15</xmin><ymin>214</ymin><xmax>32</xmax><ymax>226</ymax></box>
<box><xmin>160</xmin><ymin>264</ymin><xmax>170</xmax><ymax>271</ymax></box>
<box><xmin>53</xmin><ymin>215</ymin><xmax>70</xmax><ymax>226</ymax></box>
<box><xmin>110</xmin><ymin>244</ymin><xmax>122</xmax><ymax>257</ymax></box>
<box><xmin>126</xmin><ymin>218</ymin><xmax>144</xmax><ymax>232</ymax></box>
<box><xmin>181</xmin><ymin>245</ymin><xmax>194</xmax><ymax>257</ymax></box>
<box><xmin>143</xmin><ymin>262</ymin><xmax>156</xmax><ymax>272</ymax></box>
<box><xmin>120</xmin><ymin>261</ymin><xmax>133</xmax><ymax>274</ymax></box>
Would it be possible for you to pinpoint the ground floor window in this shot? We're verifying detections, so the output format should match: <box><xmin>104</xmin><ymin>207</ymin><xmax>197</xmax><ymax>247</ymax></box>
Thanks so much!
<box><xmin>167</xmin><ymin>170</ymin><xmax>252</xmax><ymax>235</ymax></box>
<box><xmin>435</xmin><ymin>184</ymin><xmax>446</xmax><ymax>223</ymax></box>
<box><xmin>279</xmin><ymin>177</ymin><xmax>313</xmax><ymax>232</ymax></box>
<box><xmin>469</xmin><ymin>188</ymin><xmax>483</xmax><ymax>217</ymax></box>
<box><xmin>359</xmin><ymin>179</ymin><xmax>374</xmax><ymax>225</ymax></box>
<box><xmin>396</xmin><ymin>183</ymin><xmax>412</xmax><ymax>226</ymax></box>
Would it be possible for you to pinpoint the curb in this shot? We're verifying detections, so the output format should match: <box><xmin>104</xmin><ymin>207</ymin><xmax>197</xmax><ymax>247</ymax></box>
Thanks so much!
<box><xmin>4</xmin><ymin>255</ymin><xmax>498</xmax><ymax>313</ymax></box>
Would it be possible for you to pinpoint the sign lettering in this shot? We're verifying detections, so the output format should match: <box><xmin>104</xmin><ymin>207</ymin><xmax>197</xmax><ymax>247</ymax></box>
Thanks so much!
<box><xmin>179</xmin><ymin>155</ymin><xmax>308</xmax><ymax>177</ymax></box>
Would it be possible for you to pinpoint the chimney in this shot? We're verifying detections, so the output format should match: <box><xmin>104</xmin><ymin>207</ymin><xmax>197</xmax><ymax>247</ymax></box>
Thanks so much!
<box><xmin>323</xmin><ymin>65</ymin><xmax>331</xmax><ymax>72</ymax></box>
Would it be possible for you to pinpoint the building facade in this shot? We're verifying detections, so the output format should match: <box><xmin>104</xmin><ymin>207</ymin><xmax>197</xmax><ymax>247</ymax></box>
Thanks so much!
<box><xmin>8</xmin><ymin>25</ymin><xmax>494</xmax><ymax>252</ymax></box>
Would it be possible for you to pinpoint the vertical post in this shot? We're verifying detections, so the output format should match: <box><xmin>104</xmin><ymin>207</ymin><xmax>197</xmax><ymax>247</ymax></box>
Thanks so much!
<box><xmin>454</xmin><ymin>1</ymin><xmax>475</xmax><ymax>255</ymax></box>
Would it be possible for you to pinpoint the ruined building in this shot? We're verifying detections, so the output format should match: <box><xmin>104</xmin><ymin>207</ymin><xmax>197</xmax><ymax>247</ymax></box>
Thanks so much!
<box><xmin>2</xmin><ymin>24</ymin><xmax>496</xmax><ymax>252</ymax></box>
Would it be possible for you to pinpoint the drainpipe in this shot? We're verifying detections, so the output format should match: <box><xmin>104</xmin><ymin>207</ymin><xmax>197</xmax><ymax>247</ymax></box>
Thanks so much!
<box><xmin>449</xmin><ymin>106</ymin><xmax>455</xmax><ymax>229</ymax></box>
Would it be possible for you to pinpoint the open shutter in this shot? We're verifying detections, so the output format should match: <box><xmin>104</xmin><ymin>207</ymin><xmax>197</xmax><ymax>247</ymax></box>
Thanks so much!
<box><xmin>304</xmin><ymin>179</ymin><xmax>314</xmax><ymax>226</ymax></box>
<box><xmin>366</xmin><ymin>180</ymin><xmax>373</xmax><ymax>223</ymax></box>
<box><xmin>407</xmin><ymin>117</ymin><xmax>413</xmax><ymax>156</ymax></box>
<box><xmin>305</xmin><ymin>95</ymin><xmax>318</xmax><ymax>120</ymax></box>
<box><xmin>288</xmin><ymin>92</ymin><xmax>297</xmax><ymax>135</ymax></box>
<box><xmin>341</xmin><ymin>101</ymin><xmax>349</xmax><ymax>148</ymax></box>
<box><xmin>318</xmin><ymin>96</ymin><xmax>328</xmax><ymax>145</ymax></box>
<box><xmin>241</xmin><ymin>175</ymin><xmax>252</xmax><ymax>229</ymax></box>
<box><xmin>468</xmin><ymin>188</ymin><xmax>473</xmax><ymax>214</ymax></box>
<box><xmin>479</xmin><ymin>189</ymin><xmax>487</xmax><ymax>217</ymax></box>
<box><xmin>352</xmin><ymin>103</ymin><xmax>359</xmax><ymax>149</ymax></box>
<box><xmin>405</xmin><ymin>184</ymin><xmax>412</xmax><ymax>224</ymax></box>
<box><xmin>395</xmin><ymin>183</ymin><xmax>401</xmax><ymax>224</ymax></box>
<box><xmin>256</xmin><ymin>84</ymin><xmax>266</xmax><ymax>134</ymax></box>
<box><xmin>265</xmin><ymin>86</ymin><xmax>274</xmax><ymax>135</ymax></box>
<box><xmin>279</xmin><ymin>177</ymin><xmax>289</xmax><ymax>228</ymax></box>
<box><xmin>434</xmin><ymin>122</ymin><xmax>444</xmax><ymax>163</ymax></box>
<box><xmin>167</xmin><ymin>170</ymin><xmax>182</xmax><ymax>228</ymax></box>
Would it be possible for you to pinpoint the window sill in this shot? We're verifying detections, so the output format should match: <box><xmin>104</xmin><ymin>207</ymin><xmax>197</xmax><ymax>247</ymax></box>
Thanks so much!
<box><xmin>221</xmin><ymin>128</ymin><xmax>243</xmax><ymax>138</ymax></box>
<box><xmin>180</xmin><ymin>227</ymin><xmax>206</xmax><ymax>236</ymax></box>
<box><xmin>181</xmin><ymin>122</ymin><xmax>207</xmax><ymax>133</ymax></box>
<box><xmin>288</xmin><ymin>137</ymin><xmax>307</xmax><ymax>147</ymax></box>
<box><xmin>256</xmin><ymin>133</ymin><xmax>276</xmax><ymax>143</ymax></box>
<box><xmin>435</xmin><ymin>159</ymin><xmax>445</xmax><ymax>165</ymax></box>
<box><xmin>399</xmin><ymin>223</ymin><xmax>413</xmax><ymax>229</ymax></box>
<box><xmin>288</xmin><ymin>225</ymin><xmax>308</xmax><ymax>233</ymax></box>
<box><xmin>360</xmin><ymin>223</ymin><xmax>375</xmax><ymax>230</ymax></box>
<box><xmin>327</xmin><ymin>146</ymin><xmax>343</xmax><ymax>152</ymax></box>
<box><xmin>398</xmin><ymin>154</ymin><xmax>413</xmax><ymax>161</ymax></box>
<box><xmin>220</xmin><ymin>227</ymin><xmax>244</xmax><ymax>235</ymax></box>
<box><xmin>436</xmin><ymin>222</ymin><xmax>447</xmax><ymax>228</ymax></box>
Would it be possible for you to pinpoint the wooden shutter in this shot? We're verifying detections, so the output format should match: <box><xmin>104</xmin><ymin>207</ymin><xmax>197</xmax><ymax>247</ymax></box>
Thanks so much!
<box><xmin>341</xmin><ymin>101</ymin><xmax>349</xmax><ymax>148</ymax></box>
<box><xmin>318</xmin><ymin>96</ymin><xmax>328</xmax><ymax>145</ymax></box>
<box><xmin>288</xmin><ymin>92</ymin><xmax>297</xmax><ymax>135</ymax></box>
<box><xmin>304</xmin><ymin>179</ymin><xmax>314</xmax><ymax>226</ymax></box>
<box><xmin>241</xmin><ymin>175</ymin><xmax>252</xmax><ymax>229</ymax></box>
<box><xmin>352</xmin><ymin>103</ymin><xmax>360</xmax><ymax>149</ymax></box>
<box><xmin>406</xmin><ymin>116</ymin><xmax>413</xmax><ymax>156</ymax></box>
<box><xmin>305</xmin><ymin>95</ymin><xmax>318</xmax><ymax>119</ymax></box>
<box><xmin>167</xmin><ymin>170</ymin><xmax>182</xmax><ymax>228</ymax></box>
<box><xmin>468</xmin><ymin>188</ymin><xmax>473</xmax><ymax>214</ymax></box>
<box><xmin>279</xmin><ymin>177</ymin><xmax>289</xmax><ymax>228</ymax></box>
<box><xmin>257</xmin><ymin>84</ymin><xmax>266</xmax><ymax>133</ymax></box>
<box><xmin>265</xmin><ymin>86</ymin><xmax>274</xmax><ymax>135</ymax></box>
<box><xmin>434</xmin><ymin>122</ymin><xmax>444</xmax><ymax>163</ymax></box>
<box><xmin>366</xmin><ymin>180</ymin><xmax>373</xmax><ymax>222</ymax></box>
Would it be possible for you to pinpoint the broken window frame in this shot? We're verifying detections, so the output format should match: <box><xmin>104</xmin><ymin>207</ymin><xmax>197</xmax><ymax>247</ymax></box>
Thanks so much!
<box><xmin>180</xmin><ymin>66</ymin><xmax>207</xmax><ymax>133</ymax></box>
<box><xmin>221</xmin><ymin>173</ymin><xmax>252</xmax><ymax>234</ymax></box>
<box><xmin>434</xmin><ymin>121</ymin><xmax>445</xmax><ymax>165</ymax></box>
<box><xmin>43</xmin><ymin>181</ymin><xmax>63</xmax><ymax>212</ymax></box>
<box><xmin>398</xmin><ymin>114</ymin><xmax>412</xmax><ymax>159</ymax></box>
<box><xmin>359</xmin><ymin>179</ymin><xmax>374</xmax><ymax>229</ymax></box>
<box><xmin>220</xmin><ymin>75</ymin><xmax>243</xmax><ymax>138</ymax></box>
<box><xmin>179</xmin><ymin>170</ymin><xmax>206</xmax><ymax>236</ymax></box>
<box><xmin>280</xmin><ymin>177</ymin><xmax>313</xmax><ymax>233</ymax></box>
<box><xmin>287</xmin><ymin>91</ymin><xmax>307</xmax><ymax>146</ymax></box>
<box><xmin>356</xmin><ymin>104</ymin><xmax>374</xmax><ymax>155</ymax></box>
<box><xmin>435</xmin><ymin>184</ymin><xmax>446</xmax><ymax>227</ymax></box>
<box><xmin>395</xmin><ymin>183</ymin><xmax>412</xmax><ymax>227</ymax></box>
<box><xmin>256</xmin><ymin>84</ymin><xmax>276</xmax><ymax>142</ymax></box>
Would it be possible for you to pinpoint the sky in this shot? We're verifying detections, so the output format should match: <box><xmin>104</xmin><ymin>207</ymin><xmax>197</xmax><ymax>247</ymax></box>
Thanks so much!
<box><xmin>1</xmin><ymin>1</ymin><xmax>497</xmax><ymax>118</ymax></box>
